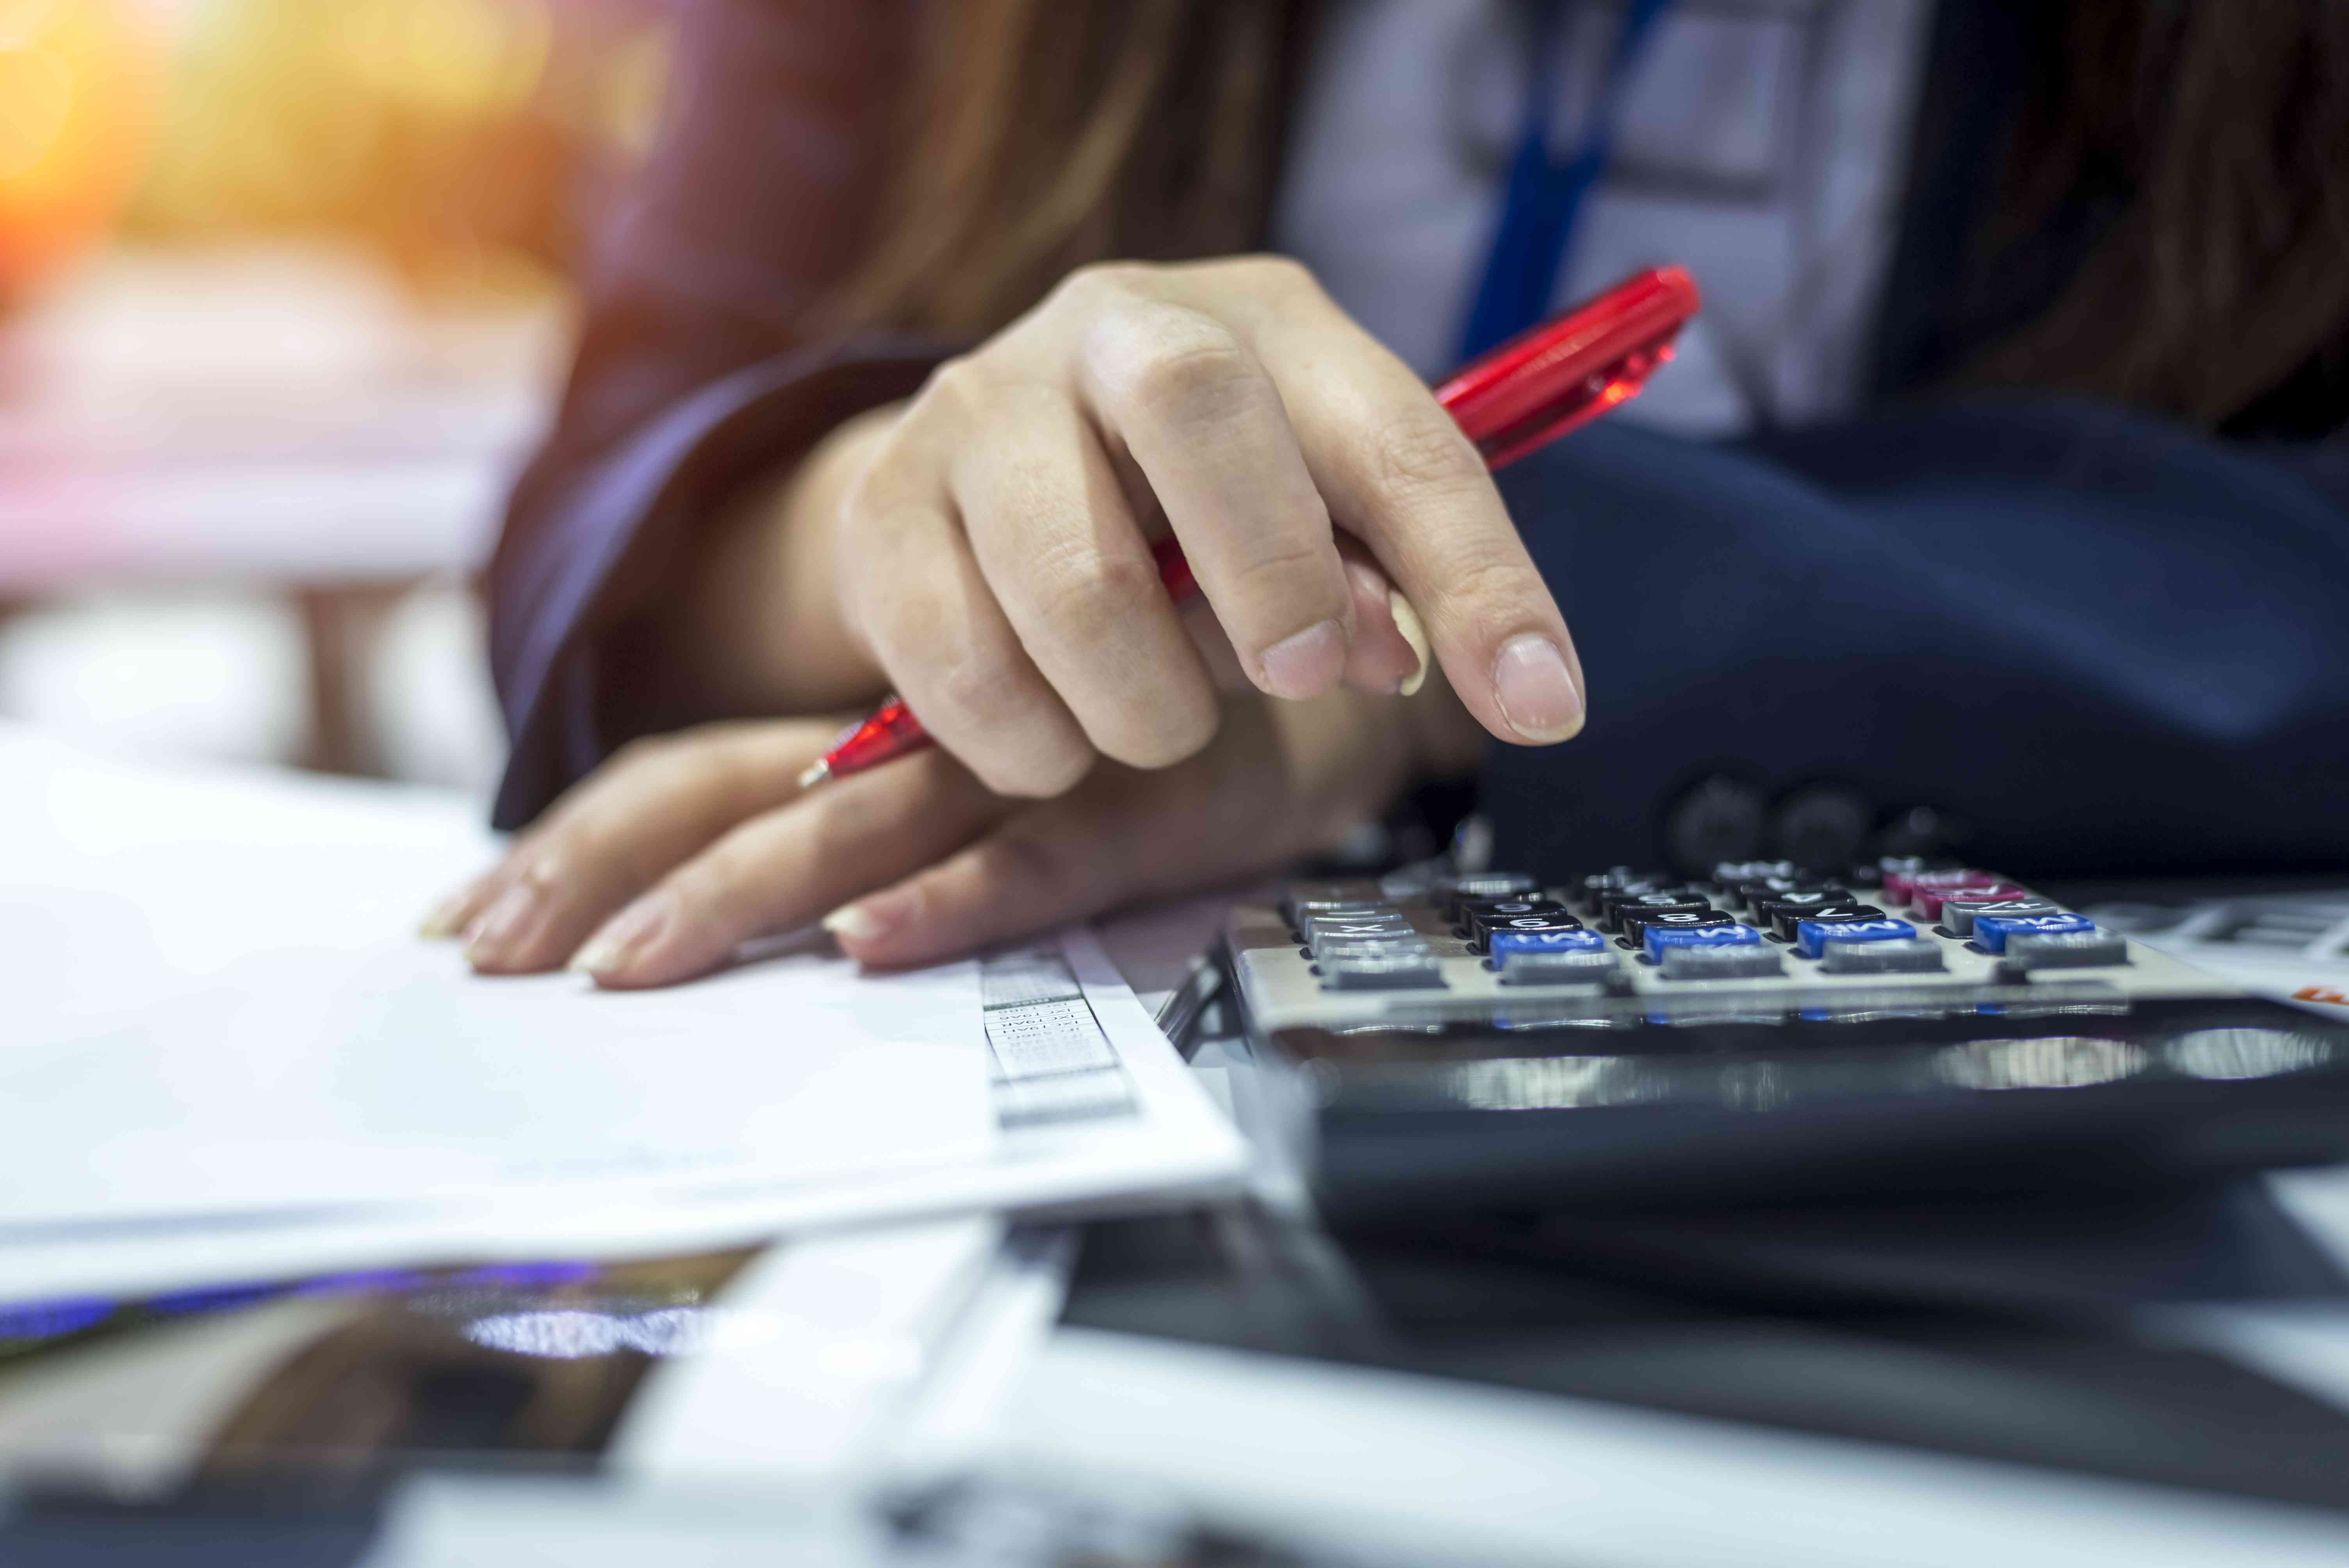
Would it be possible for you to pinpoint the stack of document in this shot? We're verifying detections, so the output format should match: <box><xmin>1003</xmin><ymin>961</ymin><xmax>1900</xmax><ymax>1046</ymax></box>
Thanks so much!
<box><xmin>0</xmin><ymin>723</ymin><xmax>1246</xmax><ymax>1308</ymax></box>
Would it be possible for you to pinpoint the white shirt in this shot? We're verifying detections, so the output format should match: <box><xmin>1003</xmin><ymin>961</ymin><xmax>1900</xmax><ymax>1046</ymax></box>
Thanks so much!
<box><xmin>1272</xmin><ymin>0</ymin><xmax>1939</xmax><ymax>436</ymax></box>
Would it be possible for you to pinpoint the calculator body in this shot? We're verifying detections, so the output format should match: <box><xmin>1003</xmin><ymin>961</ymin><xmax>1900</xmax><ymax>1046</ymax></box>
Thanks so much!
<box><xmin>1223</xmin><ymin>861</ymin><xmax>2349</xmax><ymax>1217</ymax></box>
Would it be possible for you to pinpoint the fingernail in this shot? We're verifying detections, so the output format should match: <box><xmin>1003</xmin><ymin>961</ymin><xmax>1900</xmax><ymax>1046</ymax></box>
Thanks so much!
<box><xmin>570</xmin><ymin>892</ymin><xmax>676</xmax><ymax>977</ymax></box>
<box><xmin>1258</xmin><ymin>618</ymin><xmax>1346</xmax><ymax>700</ymax></box>
<box><xmin>1492</xmin><ymin>634</ymin><xmax>1584</xmax><ymax>741</ymax></box>
<box><xmin>463</xmin><ymin>882</ymin><xmax>540</xmax><ymax>964</ymax></box>
<box><xmin>821</xmin><ymin>898</ymin><xmax>901</xmax><ymax>946</ymax></box>
<box><xmin>419</xmin><ymin>884</ymin><xmax>478</xmax><ymax>940</ymax></box>
<box><xmin>1389</xmin><ymin>590</ymin><xmax>1431</xmax><ymax>697</ymax></box>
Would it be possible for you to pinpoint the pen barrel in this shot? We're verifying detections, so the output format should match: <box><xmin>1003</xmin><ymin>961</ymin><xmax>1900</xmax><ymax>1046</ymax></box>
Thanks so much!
<box><xmin>818</xmin><ymin>697</ymin><xmax>931</xmax><ymax>781</ymax></box>
<box><xmin>1434</xmin><ymin>264</ymin><xmax>1699</xmax><ymax>454</ymax></box>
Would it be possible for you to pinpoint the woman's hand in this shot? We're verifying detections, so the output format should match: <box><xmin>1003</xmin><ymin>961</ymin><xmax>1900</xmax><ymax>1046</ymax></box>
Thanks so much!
<box><xmin>425</xmin><ymin>686</ymin><xmax>1472</xmax><ymax>986</ymax></box>
<box><xmin>664</xmin><ymin>256</ymin><xmax>1586</xmax><ymax>780</ymax></box>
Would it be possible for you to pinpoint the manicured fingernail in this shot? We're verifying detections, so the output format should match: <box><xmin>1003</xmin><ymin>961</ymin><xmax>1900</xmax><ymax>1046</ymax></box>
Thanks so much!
<box><xmin>1258</xmin><ymin>618</ymin><xmax>1346</xmax><ymax>700</ymax></box>
<box><xmin>419</xmin><ymin>884</ymin><xmax>478</xmax><ymax>940</ymax></box>
<box><xmin>570</xmin><ymin>892</ymin><xmax>675</xmax><ymax>977</ymax></box>
<box><xmin>1389</xmin><ymin>590</ymin><xmax>1431</xmax><ymax>697</ymax></box>
<box><xmin>821</xmin><ymin>900</ymin><xmax>895</xmax><ymax>945</ymax></box>
<box><xmin>463</xmin><ymin>883</ymin><xmax>540</xmax><ymax>964</ymax></box>
<box><xmin>1493</xmin><ymin>634</ymin><xmax>1583</xmax><ymax>741</ymax></box>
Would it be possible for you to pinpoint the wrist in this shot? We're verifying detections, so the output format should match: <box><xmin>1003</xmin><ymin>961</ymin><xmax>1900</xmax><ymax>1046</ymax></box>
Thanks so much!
<box><xmin>667</xmin><ymin>403</ymin><xmax>904</xmax><ymax>715</ymax></box>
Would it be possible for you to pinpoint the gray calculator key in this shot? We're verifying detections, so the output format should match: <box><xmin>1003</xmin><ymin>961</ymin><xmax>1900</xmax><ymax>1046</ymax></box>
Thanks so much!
<box><xmin>2002</xmin><ymin>929</ymin><xmax>2131</xmax><ymax>969</ymax></box>
<box><xmin>1497</xmin><ymin>947</ymin><xmax>1622</xmax><ymax>986</ymax></box>
<box><xmin>1304</xmin><ymin>911</ymin><xmax>1415</xmax><ymax>954</ymax></box>
<box><xmin>1283</xmin><ymin>880</ymin><xmax>1384</xmax><ymax>921</ymax></box>
<box><xmin>1941</xmin><ymin>896</ymin><xmax>2059</xmax><ymax>935</ymax></box>
<box><xmin>1820</xmin><ymin>938</ymin><xmax>1947</xmax><ymax>975</ymax></box>
<box><xmin>1320</xmin><ymin>947</ymin><xmax>1445</xmax><ymax>990</ymax></box>
<box><xmin>1659</xmin><ymin>943</ymin><xmax>1787</xmax><ymax>980</ymax></box>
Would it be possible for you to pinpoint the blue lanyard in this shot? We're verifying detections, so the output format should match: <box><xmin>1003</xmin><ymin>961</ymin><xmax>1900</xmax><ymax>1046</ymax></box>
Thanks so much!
<box><xmin>1455</xmin><ymin>0</ymin><xmax>1676</xmax><ymax>361</ymax></box>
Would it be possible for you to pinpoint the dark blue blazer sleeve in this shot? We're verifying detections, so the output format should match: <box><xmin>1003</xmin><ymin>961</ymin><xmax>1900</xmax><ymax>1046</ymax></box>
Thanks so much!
<box><xmin>485</xmin><ymin>0</ymin><xmax>945</xmax><ymax>830</ymax></box>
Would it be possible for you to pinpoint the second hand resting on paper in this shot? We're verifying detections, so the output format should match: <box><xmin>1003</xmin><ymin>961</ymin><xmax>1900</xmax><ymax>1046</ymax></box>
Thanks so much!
<box><xmin>426</xmin><ymin>258</ymin><xmax>1584</xmax><ymax>987</ymax></box>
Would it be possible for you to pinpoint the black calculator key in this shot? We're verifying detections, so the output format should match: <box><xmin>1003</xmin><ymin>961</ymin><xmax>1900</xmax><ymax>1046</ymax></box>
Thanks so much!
<box><xmin>1622</xmin><ymin>907</ymin><xmax>1737</xmax><ymax>946</ymax></box>
<box><xmin>1477</xmin><ymin>911</ymin><xmax>1587</xmax><ymax>952</ymax></box>
<box><xmin>1442</xmin><ymin>872</ymin><xmax>1538</xmax><ymax>917</ymax></box>
<box><xmin>1713</xmin><ymin>859</ymin><xmax>1795</xmax><ymax>885</ymax></box>
<box><xmin>1768</xmin><ymin>903</ymin><xmax>1883</xmax><ymax>941</ymax></box>
<box><xmin>1460</xmin><ymin>898</ymin><xmax>1570</xmax><ymax>941</ymax></box>
<box><xmin>1752</xmin><ymin>888</ymin><xmax>1852</xmax><ymax>922</ymax></box>
<box><xmin>1599</xmin><ymin>890</ymin><xmax>1710</xmax><ymax>931</ymax></box>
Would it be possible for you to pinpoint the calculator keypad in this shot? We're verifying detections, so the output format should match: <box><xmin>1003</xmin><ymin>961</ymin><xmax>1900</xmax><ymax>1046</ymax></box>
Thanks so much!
<box><xmin>1288</xmin><ymin>855</ymin><xmax>2132</xmax><ymax>995</ymax></box>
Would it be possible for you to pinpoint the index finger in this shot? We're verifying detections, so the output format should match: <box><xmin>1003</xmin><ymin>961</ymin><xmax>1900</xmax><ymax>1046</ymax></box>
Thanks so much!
<box><xmin>1231</xmin><ymin>282</ymin><xmax>1586</xmax><ymax>745</ymax></box>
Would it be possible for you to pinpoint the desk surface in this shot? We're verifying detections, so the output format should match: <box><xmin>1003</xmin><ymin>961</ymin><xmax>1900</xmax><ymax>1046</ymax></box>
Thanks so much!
<box><xmin>0</xmin><ymin>246</ymin><xmax>561</xmax><ymax>593</ymax></box>
<box><xmin>7</xmin><ymin>886</ymin><xmax>2349</xmax><ymax>1564</ymax></box>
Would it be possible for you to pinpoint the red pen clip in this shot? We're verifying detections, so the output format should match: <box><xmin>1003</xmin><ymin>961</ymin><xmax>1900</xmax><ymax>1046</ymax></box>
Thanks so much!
<box><xmin>802</xmin><ymin>264</ymin><xmax>1700</xmax><ymax>788</ymax></box>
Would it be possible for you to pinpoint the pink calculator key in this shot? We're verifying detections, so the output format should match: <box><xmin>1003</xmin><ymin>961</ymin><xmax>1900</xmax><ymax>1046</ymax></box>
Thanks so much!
<box><xmin>1915</xmin><ymin>883</ymin><xmax>2026</xmax><ymax>920</ymax></box>
<box><xmin>1896</xmin><ymin>868</ymin><xmax>1997</xmax><ymax>907</ymax></box>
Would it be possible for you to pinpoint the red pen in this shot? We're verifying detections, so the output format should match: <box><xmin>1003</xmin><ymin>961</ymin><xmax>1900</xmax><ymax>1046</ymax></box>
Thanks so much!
<box><xmin>800</xmin><ymin>264</ymin><xmax>1701</xmax><ymax>789</ymax></box>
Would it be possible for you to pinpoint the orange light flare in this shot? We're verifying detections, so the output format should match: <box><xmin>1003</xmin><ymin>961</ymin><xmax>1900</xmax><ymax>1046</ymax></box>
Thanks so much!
<box><xmin>0</xmin><ymin>0</ymin><xmax>162</xmax><ymax>306</ymax></box>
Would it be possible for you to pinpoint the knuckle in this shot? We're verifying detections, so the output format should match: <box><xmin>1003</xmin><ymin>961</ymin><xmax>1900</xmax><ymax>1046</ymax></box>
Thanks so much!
<box><xmin>1230</xmin><ymin>533</ymin><xmax>1333</xmax><ymax>596</ymax></box>
<box><xmin>1026</xmin><ymin>539</ymin><xmax>1162</xmax><ymax>643</ymax></box>
<box><xmin>930</xmin><ymin>645</ymin><xmax>1020</xmax><ymax>724</ymax></box>
<box><xmin>1125</xmin><ymin>332</ymin><xmax>1259</xmax><ymax>424</ymax></box>
<box><xmin>1370</xmin><ymin>409</ymin><xmax>1485</xmax><ymax>501</ymax></box>
<box><xmin>1436</xmin><ymin>550</ymin><xmax>1543</xmax><ymax>619</ymax></box>
<box><xmin>1233</xmin><ymin>252</ymin><xmax>1319</xmax><ymax>298</ymax></box>
<box><xmin>1055</xmin><ymin>259</ymin><xmax>1155</xmax><ymax>311</ymax></box>
<box><xmin>608</xmin><ymin>732</ymin><xmax>672</xmax><ymax>774</ymax></box>
<box><xmin>914</xmin><ymin>354</ymin><xmax>992</xmax><ymax>419</ymax></box>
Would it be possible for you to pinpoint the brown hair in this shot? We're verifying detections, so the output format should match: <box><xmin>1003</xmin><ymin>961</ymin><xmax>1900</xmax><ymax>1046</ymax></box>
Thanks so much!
<box><xmin>1959</xmin><ymin>1</ymin><xmax>2349</xmax><ymax>425</ymax></box>
<box><xmin>833</xmin><ymin>0</ymin><xmax>1301</xmax><ymax>337</ymax></box>
<box><xmin>842</xmin><ymin>0</ymin><xmax>2348</xmax><ymax>428</ymax></box>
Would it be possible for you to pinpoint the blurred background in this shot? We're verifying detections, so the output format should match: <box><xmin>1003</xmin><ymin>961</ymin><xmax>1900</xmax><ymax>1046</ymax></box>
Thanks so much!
<box><xmin>0</xmin><ymin>0</ymin><xmax>673</xmax><ymax>789</ymax></box>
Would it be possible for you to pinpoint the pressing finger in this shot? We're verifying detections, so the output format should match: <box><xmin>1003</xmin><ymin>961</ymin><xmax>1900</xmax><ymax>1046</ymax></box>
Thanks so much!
<box><xmin>1072</xmin><ymin>280</ymin><xmax>1355</xmax><ymax>702</ymax></box>
<box><xmin>1243</xmin><ymin>285</ymin><xmax>1585</xmax><ymax>743</ymax></box>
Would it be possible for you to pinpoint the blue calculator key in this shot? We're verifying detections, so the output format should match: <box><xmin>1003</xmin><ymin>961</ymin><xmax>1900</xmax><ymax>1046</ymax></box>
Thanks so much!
<box><xmin>1972</xmin><ymin>911</ymin><xmax>2096</xmax><ymax>953</ymax></box>
<box><xmin>1643</xmin><ymin>921</ymin><xmax>1761</xmax><ymax>962</ymax></box>
<box><xmin>1795</xmin><ymin>916</ymin><xmax>1917</xmax><ymax>959</ymax></box>
<box><xmin>1492</xmin><ymin>926</ymin><xmax>1608</xmax><ymax>965</ymax></box>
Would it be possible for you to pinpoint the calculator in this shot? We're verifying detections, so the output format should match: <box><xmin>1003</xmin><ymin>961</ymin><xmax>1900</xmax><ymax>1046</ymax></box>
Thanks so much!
<box><xmin>1221</xmin><ymin>859</ymin><xmax>2349</xmax><ymax>1216</ymax></box>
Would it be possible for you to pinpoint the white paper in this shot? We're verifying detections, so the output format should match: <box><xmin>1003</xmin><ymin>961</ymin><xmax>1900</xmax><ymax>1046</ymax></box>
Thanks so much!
<box><xmin>0</xmin><ymin>725</ymin><xmax>993</xmax><ymax>1235</ymax></box>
